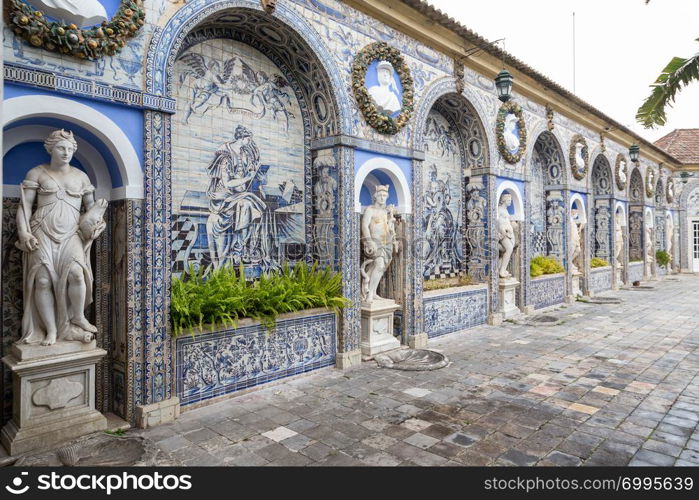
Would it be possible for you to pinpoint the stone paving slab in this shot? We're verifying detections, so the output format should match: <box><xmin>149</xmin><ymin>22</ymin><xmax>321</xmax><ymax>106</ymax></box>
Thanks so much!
<box><xmin>16</xmin><ymin>275</ymin><xmax>699</xmax><ymax>467</ymax></box>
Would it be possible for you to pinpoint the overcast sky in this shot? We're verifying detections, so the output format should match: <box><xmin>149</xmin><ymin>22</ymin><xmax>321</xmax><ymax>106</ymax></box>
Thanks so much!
<box><xmin>425</xmin><ymin>0</ymin><xmax>699</xmax><ymax>143</ymax></box>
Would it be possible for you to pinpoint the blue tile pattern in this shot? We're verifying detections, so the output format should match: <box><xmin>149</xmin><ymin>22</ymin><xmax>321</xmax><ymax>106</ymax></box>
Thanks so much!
<box><xmin>423</xmin><ymin>287</ymin><xmax>487</xmax><ymax>338</ymax></box>
<box><xmin>531</xmin><ymin>274</ymin><xmax>566</xmax><ymax>310</ymax></box>
<box><xmin>589</xmin><ymin>267</ymin><xmax>612</xmax><ymax>294</ymax></box>
<box><xmin>176</xmin><ymin>311</ymin><xmax>337</xmax><ymax>405</ymax></box>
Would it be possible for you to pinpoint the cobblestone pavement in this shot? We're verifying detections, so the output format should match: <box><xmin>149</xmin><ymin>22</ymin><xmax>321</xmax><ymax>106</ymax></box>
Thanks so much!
<box><xmin>138</xmin><ymin>275</ymin><xmax>699</xmax><ymax>466</ymax></box>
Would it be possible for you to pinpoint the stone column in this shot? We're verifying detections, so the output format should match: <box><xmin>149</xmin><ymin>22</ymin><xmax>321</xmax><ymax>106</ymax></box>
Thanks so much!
<box><xmin>136</xmin><ymin>110</ymin><xmax>179</xmax><ymax>427</ymax></box>
<box><xmin>335</xmin><ymin>145</ymin><xmax>362</xmax><ymax>368</ymax></box>
<box><xmin>407</xmin><ymin>158</ymin><xmax>425</xmax><ymax>348</ymax></box>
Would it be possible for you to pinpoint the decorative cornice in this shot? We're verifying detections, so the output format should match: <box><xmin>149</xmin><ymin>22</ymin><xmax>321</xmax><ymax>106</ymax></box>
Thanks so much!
<box><xmin>4</xmin><ymin>63</ymin><xmax>176</xmax><ymax>113</ymax></box>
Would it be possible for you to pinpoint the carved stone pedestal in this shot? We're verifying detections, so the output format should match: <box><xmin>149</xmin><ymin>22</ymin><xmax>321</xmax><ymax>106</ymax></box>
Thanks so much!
<box><xmin>572</xmin><ymin>272</ymin><xmax>582</xmax><ymax>297</ymax></box>
<box><xmin>1</xmin><ymin>341</ymin><xmax>107</xmax><ymax>455</ymax></box>
<box><xmin>361</xmin><ymin>299</ymin><xmax>401</xmax><ymax>360</ymax></box>
<box><xmin>498</xmin><ymin>278</ymin><xmax>520</xmax><ymax>319</ymax></box>
<box><xmin>614</xmin><ymin>268</ymin><xmax>622</xmax><ymax>290</ymax></box>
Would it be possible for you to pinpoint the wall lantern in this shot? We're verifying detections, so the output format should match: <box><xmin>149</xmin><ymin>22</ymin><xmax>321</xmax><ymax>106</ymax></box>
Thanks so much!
<box><xmin>680</xmin><ymin>171</ymin><xmax>691</xmax><ymax>184</ymax></box>
<box><xmin>629</xmin><ymin>143</ymin><xmax>640</xmax><ymax>163</ymax></box>
<box><xmin>495</xmin><ymin>69</ymin><xmax>513</xmax><ymax>103</ymax></box>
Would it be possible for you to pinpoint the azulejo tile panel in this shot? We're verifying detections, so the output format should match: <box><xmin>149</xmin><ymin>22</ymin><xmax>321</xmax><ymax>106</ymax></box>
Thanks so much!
<box><xmin>176</xmin><ymin>311</ymin><xmax>337</xmax><ymax>406</ymax></box>
<box><xmin>531</xmin><ymin>274</ymin><xmax>566</xmax><ymax>310</ymax></box>
<box><xmin>423</xmin><ymin>287</ymin><xmax>487</xmax><ymax>338</ymax></box>
<box><xmin>628</xmin><ymin>262</ymin><xmax>644</xmax><ymax>283</ymax></box>
<box><xmin>589</xmin><ymin>267</ymin><xmax>612</xmax><ymax>294</ymax></box>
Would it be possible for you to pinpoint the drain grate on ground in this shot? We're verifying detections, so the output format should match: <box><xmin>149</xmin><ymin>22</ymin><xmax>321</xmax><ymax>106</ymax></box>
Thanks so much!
<box><xmin>577</xmin><ymin>296</ymin><xmax>623</xmax><ymax>304</ymax></box>
<box><xmin>374</xmin><ymin>349</ymin><xmax>449</xmax><ymax>371</ymax></box>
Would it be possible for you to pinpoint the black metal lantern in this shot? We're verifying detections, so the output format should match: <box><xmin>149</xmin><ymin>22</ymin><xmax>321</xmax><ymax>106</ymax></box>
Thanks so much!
<box><xmin>681</xmin><ymin>171</ymin><xmax>690</xmax><ymax>184</ymax></box>
<box><xmin>495</xmin><ymin>69</ymin><xmax>513</xmax><ymax>102</ymax></box>
<box><xmin>629</xmin><ymin>143</ymin><xmax>640</xmax><ymax>163</ymax></box>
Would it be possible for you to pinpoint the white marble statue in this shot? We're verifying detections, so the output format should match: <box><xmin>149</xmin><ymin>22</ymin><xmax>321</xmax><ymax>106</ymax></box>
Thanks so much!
<box><xmin>360</xmin><ymin>185</ymin><xmax>398</xmax><ymax>303</ymax></box>
<box><xmin>496</xmin><ymin>193</ymin><xmax>517</xmax><ymax>279</ymax></box>
<box><xmin>367</xmin><ymin>61</ymin><xmax>402</xmax><ymax>115</ymax></box>
<box><xmin>618</xmin><ymin>160</ymin><xmax>627</xmax><ymax>185</ymax></box>
<box><xmin>644</xmin><ymin>223</ymin><xmax>654</xmax><ymax>263</ymax></box>
<box><xmin>569</xmin><ymin>207</ymin><xmax>585</xmax><ymax>274</ymax></box>
<box><xmin>504</xmin><ymin>113</ymin><xmax>520</xmax><ymax>154</ymax></box>
<box><xmin>574</xmin><ymin>143</ymin><xmax>585</xmax><ymax>173</ymax></box>
<box><xmin>647</xmin><ymin>170</ymin><xmax>655</xmax><ymax>192</ymax></box>
<box><xmin>667</xmin><ymin>181</ymin><xmax>675</xmax><ymax>201</ymax></box>
<box><xmin>26</xmin><ymin>0</ymin><xmax>108</xmax><ymax>28</ymax></box>
<box><xmin>16</xmin><ymin>129</ymin><xmax>107</xmax><ymax>346</ymax></box>
<box><xmin>614</xmin><ymin>211</ymin><xmax>624</xmax><ymax>266</ymax></box>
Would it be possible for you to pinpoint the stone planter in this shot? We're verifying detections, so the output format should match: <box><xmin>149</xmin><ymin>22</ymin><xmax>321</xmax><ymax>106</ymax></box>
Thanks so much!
<box><xmin>175</xmin><ymin>308</ymin><xmax>337</xmax><ymax>408</ymax></box>
<box><xmin>423</xmin><ymin>284</ymin><xmax>488</xmax><ymax>338</ymax></box>
<box><xmin>590</xmin><ymin>266</ymin><xmax>613</xmax><ymax>294</ymax></box>
<box><xmin>530</xmin><ymin>273</ymin><xmax>566</xmax><ymax>310</ymax></box>
<box><xmin>628</xmin><ymin>262</ymin><xmax>644</xmax><ymax>283</ymax></box>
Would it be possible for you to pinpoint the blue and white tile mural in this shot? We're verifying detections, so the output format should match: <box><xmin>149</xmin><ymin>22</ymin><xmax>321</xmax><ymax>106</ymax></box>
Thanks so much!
<box><xmin>422</xmin><ymin>109</ymin><xmax>463</xmax><ymax>279</ymax></box>
<box><xmin>172</xmin><ymin>39</ymin><xmax>306</xmax><ymax>277</ymax></box>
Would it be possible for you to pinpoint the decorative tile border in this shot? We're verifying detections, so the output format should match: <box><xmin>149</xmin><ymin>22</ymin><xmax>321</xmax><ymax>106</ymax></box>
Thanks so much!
<box><xmin>175</xmin><ymin>310</ymin><xmax>337</xmax><ymax>406</ymax></box>
<box><xmin>423</xmin><ymin>286</ymin><xmax>487</xmax><ymax>338</ymax></box>
<box><xmin>589</xmin><ymin>267</ymin><xmax>612</xmax><ymax>294</ymax></box>
<box><xmin>4</xmin><ymin>63</ymin><xmax>175</xmax><ymax>113</ymax></box>
<box><xmin>531</xmin><ymin>274</ymin><xmax>566</xmax><ymax>310</ymax></box>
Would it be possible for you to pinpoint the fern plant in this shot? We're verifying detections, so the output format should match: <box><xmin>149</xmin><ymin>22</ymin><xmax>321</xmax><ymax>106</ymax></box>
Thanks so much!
<box><xmin>170</xmin><ymin>262</ymin><xmax>350</xmax><ymax>337</ymax></box>
<box><xmin>656</xmin><ymin>250</ymin><xmax>671</xmax><ymax>268</ymax></box>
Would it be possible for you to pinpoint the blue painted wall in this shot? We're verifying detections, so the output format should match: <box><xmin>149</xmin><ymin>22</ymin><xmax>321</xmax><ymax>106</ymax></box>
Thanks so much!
<box><xmin>3</xmin><ymin>83</ymin><xmax>144</xmax><ymax>188</ymax></box>
<box><xmin>3</xmin><ymin>142</ymin><xmax>86</xmax><ymax>185</ymax></box>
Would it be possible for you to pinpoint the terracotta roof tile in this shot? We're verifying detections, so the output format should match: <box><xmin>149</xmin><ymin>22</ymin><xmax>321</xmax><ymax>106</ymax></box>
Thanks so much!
<box><xmin>654</xmin><ymin>129</ymin><xmax>699</xmax><ymax>164</ymax></box>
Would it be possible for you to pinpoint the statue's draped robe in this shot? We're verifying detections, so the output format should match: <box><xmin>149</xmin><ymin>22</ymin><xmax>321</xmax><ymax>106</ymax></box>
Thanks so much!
<box><xmin>18</xmin><ymin>167</ymin><xmax>95</xmax><ymax>343</ymax></box>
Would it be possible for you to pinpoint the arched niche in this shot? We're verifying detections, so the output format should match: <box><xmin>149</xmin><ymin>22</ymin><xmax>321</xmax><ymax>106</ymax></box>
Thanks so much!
<box><xmin>529</xmin><ymin>131</ymin><xmax>567</xmax><ymax>262</ymax></box>
<box><xmin>168</xmin><ymin>7</ymin><xmax>347</xmax><ymax>278</ymax></box>
<box><xmin>591</xmin><ymin>154</ymin><xmax>613</xmax><ymax>262</ymax></box>
<box><xmin>416</xmin><ymin>92</ymin><xmax>490</xmax><ymax>282</ymax></box>
<box><xmin>355</xmin><ymin>157</ymin><xmax>411</xmax><ymax>214</ymax></box>
<box><xmin>3</xmin><ymin>95</ymin><xmax>142</xmax><ymax>200</ymax></box>
<box><xmin>1</xmin><ymin>96</ymin><xmax>141</xmax><ymax>423</ymax></box>
<box><xmin>496</xmin><ymin>181</ymin><xmax>525</xmax><ymax>221</ymax></box>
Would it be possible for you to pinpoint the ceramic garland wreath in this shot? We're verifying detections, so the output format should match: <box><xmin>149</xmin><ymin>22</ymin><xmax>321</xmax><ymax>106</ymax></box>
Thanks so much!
<box><xmin>352</xmin><ymin>42</ymin><xmax>414</xmax><ymax>135</ymax></box>
<box><xmin>495</xmin><ymin>101</ymin><xmax>527</xmax><ymax>164</ymax></box>
<box><xmin>569</xmin><ymin>134</ymin><xmax>589</xmax><ymax>181</ymax></box>
<box><xmin>645</xmin><ymin>167</ymin><xmax>656</xmax><ymax>198</ymax></box>
<box><xmin>615</xmin><ymin>153</ymin><xmax>628</xmax><ymax>191</ymax></box>
<box><xmin>5</xmin><ymin>0</ymin><xmax>145</xmax><ymax>60</ymax></box>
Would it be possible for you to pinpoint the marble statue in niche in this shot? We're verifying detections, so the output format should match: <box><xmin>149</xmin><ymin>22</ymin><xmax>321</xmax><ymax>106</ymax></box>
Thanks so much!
<box><xmin>647</xmin><ymin>170</ymin><xmax>655</xmax><ymax>193</ymax></box>
<box><xmin>423</xmin><ymin>164</ymin><xmax>461</xmax><ymax>277</ymax></box>
<box><xmin>573</xmin><ymin>142</ymin><xmax>586</xmax><ymax>176</ymax></box>
<box><xmin>569</xmin><ymin>206</ymin><xmax>585</xmax><ymax>274</ymax></box>
<box><xmin>614</xmin><ymin>211</ymin><xmax>624</xmax><ymax>266</ymax></box>
<box><xmin>16</xmin><ymin>130</ymin><xmax>107</xmax><ymax>346</ymax></box>
<box><xmin>645</xmin><ymin>218</ymin><xmax>654</xmax><ymax>267</ymax></box>
<box><xmin>503</xmin><ymin>113</ymin><xmax>520</xmax><ymax>154</ymax></box>
<box><xmin>667</xmin><ymin>180</ymin><xmax>675</xmax><ymax>202</ymax></box>
<box><xmin>618</xmin><ymin>159</ymin><xmax>627</xmax><ymax>185</ymax></box>
<box><xmin>367</xmin><ymin>61</ymin><xmax>402</xmax><ymax>115</ymax></box>
<box><xmin>26</xmin><ymin>0</ymin><xmax>107</xmax><ymax>28</ymax></box>
<box><xmin>497</xmin><ymin>193</ymin><xmax>518</xmax><ymax>279</ymax></box>
<box><xmin>361</xmin><ymin>185</ymin><xmax>399</xmax><ymax>303</ymax></box>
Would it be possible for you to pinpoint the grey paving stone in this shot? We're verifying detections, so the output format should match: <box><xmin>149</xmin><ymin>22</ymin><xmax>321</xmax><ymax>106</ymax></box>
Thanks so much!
<box><xmin>632</xmin><ymin>449</ymin><xmax>675</xmax><ymax>466</ymax></box>
<box><xmin>499</xmin><ymin>449</ymin><xmax>538</xmax><ymax>466</ymax></box>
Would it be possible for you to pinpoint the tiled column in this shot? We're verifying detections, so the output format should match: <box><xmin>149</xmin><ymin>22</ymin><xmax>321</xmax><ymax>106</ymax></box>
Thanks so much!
<box><xmin>407</xmin><ymin>158</ymin><xmax>425</xmax><ymax>348</ymax></box>
<box><xmin>335</xmin><ymin>145</ymin><xmax>361</xmax><ymax>368</ymax></box>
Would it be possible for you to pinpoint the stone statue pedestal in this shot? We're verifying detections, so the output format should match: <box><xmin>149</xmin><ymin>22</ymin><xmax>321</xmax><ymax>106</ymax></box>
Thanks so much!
<box><xmin>613</xmin><ymin>267</ymin><xmax>622</xmax><ymax>290</ymax></box>
<box><xmin>361</xmin><ymin>299</ymin><xmax>401</xmax><ymax>360</ymax></box>
<box><xmin>498</xmin><ymin>278</ymin><xmax>520</xmax><ymax>319</ymax></box>
<box><xmin>571</xmin><ymin>271</ymin><xmax>583</xmax><ymax>297</ymax></box>
<box><xmin>1</xmin><ymin>341</ymin><xmax>107</xmax><ymax>455</ymax></box>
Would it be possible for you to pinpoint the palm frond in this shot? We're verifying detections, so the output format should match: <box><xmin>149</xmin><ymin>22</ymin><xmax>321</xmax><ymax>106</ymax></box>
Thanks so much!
<box><xmin>636</xmin><ymin>48</ymin><xmax>699</xmax><ymax>128</ymax></box>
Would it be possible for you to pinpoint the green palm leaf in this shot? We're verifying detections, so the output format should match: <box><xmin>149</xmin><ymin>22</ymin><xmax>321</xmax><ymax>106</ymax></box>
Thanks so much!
<box><xmin>637</xmin><ymin>43</ymin><xmax>699</xmax><ymax>128</ymax></box>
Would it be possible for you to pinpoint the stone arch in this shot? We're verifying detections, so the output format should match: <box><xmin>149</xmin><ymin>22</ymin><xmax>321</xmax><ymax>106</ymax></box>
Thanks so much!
<box><xmin>411</xmin><ymin>76</ymin><xmax>495</xmax><ymax>164</ymax></box>
<box><xmin>531</xmin><ymin>130</ymin><xmax>567</xmax><ymax>185</ymax></box>
<box><xmin>3</xmin><ymin>95</ymin><xmax>142</xmax><ymax>199</ymax></box>
<box><xmin>355</xmin><ymin>157</ymin><xmax>412</xmax><ymax>214</ymax></box>
<box><xmin>145</xmin><ymin>0</ymin><xmax>351</xmax><ymax>137</ymax></box>
<box><xmin>590</xmin><ymin>154</ymin><xmax>613</xmax><ymax>262</ymax></box>
<box><xmin>629</xmin><ymin>167</ymin><xmax>644</xmax><ymax>203</ymax></box>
